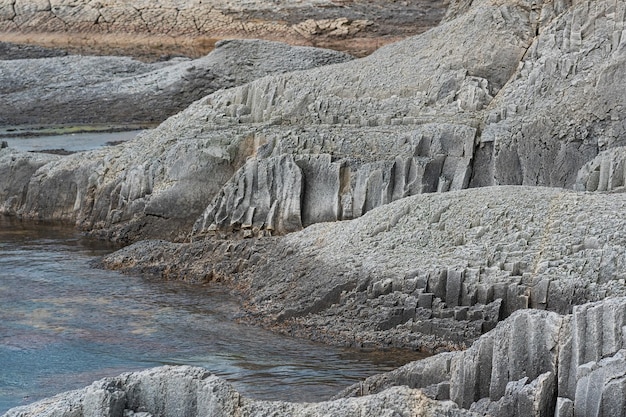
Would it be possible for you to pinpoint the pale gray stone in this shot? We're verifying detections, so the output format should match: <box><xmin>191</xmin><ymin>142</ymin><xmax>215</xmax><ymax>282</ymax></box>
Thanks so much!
<box><xmin>4</xmin><ymin>366</ymin><xmax>477</xmax><ymax>417</ymax></box>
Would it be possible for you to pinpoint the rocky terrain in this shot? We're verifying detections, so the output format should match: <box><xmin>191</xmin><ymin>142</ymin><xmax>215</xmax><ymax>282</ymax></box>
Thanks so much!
<box><xmin>0</xmin><ymin>0</ymin><xmax>448</xmax><ymax>58</ymax></box>
<box><xmin>0</xmin><ymin>39</ymin><xmax>351</xmax><ymax>127</ymax></box>
<box><xmin>3</xmin><ymin>366</ymin><xmax>474</xmax><ymax>417</ymax></box>
<box><xmin>3</xmin><ymin>0</ymin><xmax>626</xmax><ymax>415</ymax></box>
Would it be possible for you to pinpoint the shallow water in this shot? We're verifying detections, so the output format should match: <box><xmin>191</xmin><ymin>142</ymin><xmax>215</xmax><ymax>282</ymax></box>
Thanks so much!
<box><xmin>0</xmin><ymin>130</ymin><xmax>142</xmax><ymax>153</ymax></box>
<box><xmin>0</xmin><ymin>216</ymin><xmax>425</xmax><ymax>414</ymax></box>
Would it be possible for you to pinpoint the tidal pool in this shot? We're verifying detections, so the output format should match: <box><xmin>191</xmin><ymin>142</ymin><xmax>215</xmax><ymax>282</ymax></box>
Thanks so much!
<box><xmin>0</xmin><ymin>216</ymin><xmax>424</xmax><ymax>414</ymax></box>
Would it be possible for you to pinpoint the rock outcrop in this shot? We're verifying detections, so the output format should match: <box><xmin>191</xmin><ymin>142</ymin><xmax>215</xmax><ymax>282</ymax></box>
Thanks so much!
<box><xmin>2</xmin><ymin>365</ymin><xmax>475</xmax><ymax>417</ymax></box>
<box><xmin>192</xmin><ymin>123</ymin><xmax>476</xmax><ymax>237</ymax></box>
<box><xmin>2</xmin><ymin>0</ymin><xmax>602</xmax><ymax>242</ymax></box>
<box><xmin>5</xmin><ymin>0</ymin><xmax>626</xmax><ymax>414</ymax></box>
<box><xmin>0</xmin><ymin>150</ymin><xmax>61</xmax><ymax>214</ymax></box>
<box><xmin>0</xmin><ymin>0</ymin><xmax>448</xmax><ymax>58</ymax></box>
<box><xmin>336</xmin><ymin>296</ymin><xmax>626</xmax><ymax>417</ymax></box>
<box><xmin>0</xmin><ymin>40</ymin><xmax>352</xmax><ymax>241</ymax></box>
<box><xmin>183</xmin><ymin>0</ymin><xmax>626</xmax><ymax>238</ymax></box>
<box><xmin>8</xmin><ymin>297</ymin><xmax>626</xmax><ymax>417</ymax></box>
<box><xmin>574</xmin><ymin>146</ymin><xmax>626</xmax><ymax>192</ymax></box>
<box><xmin>102</xmin><ymin>186</ymin><xmax>626</xmax><ymax>352</ymax></box>
<box><xmin>0</xmin><ymin>39</ymin><xmax>352</xmax><ymax>126</ymax></box>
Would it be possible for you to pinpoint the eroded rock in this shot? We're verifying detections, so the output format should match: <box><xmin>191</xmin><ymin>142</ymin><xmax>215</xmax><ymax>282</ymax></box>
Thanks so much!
<box><xmin>0</xmin><ymin>39</ymin><xmax>352</xmax><ymax>126</ymax></box>
<box><xmin>3</xmin><ymin>365</ymin><xmax>476</xmax><ymax>417</ymax></box>
<box><xmin>103</xmin><ymin>186</ymin><xmax>626</xmax><ymax>351</ymax></box>
<box><xmin>338</xmin><ymin>296</ymin><xmax>626</xmax><ymax>417</ymax></box>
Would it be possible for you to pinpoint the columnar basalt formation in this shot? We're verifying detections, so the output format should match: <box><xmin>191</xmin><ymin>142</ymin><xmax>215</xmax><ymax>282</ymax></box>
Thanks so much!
<box><xmin>101</xmin><ymin>186</ymin><xmax>626</xmax><ymax>354</ymax></box>
<box><xmin>4</xmin><ymin>0</ymin><xmax>626</xmax><ymax>415</ymax></box>
<box><xmin>2</xmin><ymin>0</ymin><xmax>595</xmax><ymax>242</ymax></box>
<box><xmin>337</xmin><ymin>297</ymin><xmax>626</xmax><ymax>417</ymax></box>
<box><xmin>192</xmin><ymin>123</ymin><xmax>477</xmax><ymax>237</ymax></box>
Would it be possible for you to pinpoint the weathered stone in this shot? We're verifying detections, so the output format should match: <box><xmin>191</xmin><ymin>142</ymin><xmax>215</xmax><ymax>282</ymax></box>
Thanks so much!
<box><xmin>0</xmin><ymin>39</ymin><xmax>352</xmax><ymax>126</ymax></box>
<box><xmin>4</xmin><ymin>366</ymin><xmax>476</xmax><ymax>417</ymax></box>
<box><xmin>338</xmin><ymin>297</ymin><xmax>626</xmax><ymax>416</ymax></box>
<box><xmin>0</xmin><ymin>0</ymin><xmax>449</xmax><ymax>58</ymax></box>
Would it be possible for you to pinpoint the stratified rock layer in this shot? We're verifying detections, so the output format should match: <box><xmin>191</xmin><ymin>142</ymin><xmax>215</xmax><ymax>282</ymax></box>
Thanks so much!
<box><xmin>0</xmin><ymin>0</ymin><xmax>448</xmax><ymax>57</ymax></box>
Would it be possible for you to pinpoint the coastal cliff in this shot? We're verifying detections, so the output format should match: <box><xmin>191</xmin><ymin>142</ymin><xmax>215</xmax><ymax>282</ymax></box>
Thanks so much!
<box><xmin>3</xmin><ymin>0</ymin><xmax>626</xmax><ymax>415</ymax></box>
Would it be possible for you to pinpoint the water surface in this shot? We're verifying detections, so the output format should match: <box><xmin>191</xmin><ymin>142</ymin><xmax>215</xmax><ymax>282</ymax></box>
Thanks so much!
<box><xmin>0</xmin><ymin>130</ymin><xmax>142</xmax><ymax>153</ymax></box>
<box><xmin>0</xmin><ymin>216</ymin><xmax>424</xmax><ymax>414</ymax></box>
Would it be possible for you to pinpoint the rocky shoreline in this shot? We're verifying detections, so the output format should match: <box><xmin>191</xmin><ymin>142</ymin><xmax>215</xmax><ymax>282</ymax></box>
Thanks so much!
<box><xmin>0</xmin><ymin>0</ymin><xmax>448</xmax><ymax>59</ymax></box>
<box><xmin>3</xmin><ymin>0</ymin><xmax>626</xmax><ymax>415</ymax></box>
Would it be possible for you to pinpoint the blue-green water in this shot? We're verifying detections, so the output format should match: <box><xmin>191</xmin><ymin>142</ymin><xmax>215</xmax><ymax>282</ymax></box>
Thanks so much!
<box><xmin>0</xmin><ymin>216</ymin><xmax>422</xmax><ymax>414</ymax></box>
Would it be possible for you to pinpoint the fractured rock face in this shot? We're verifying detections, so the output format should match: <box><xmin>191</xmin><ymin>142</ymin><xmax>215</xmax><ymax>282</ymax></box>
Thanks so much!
<box><xmin>180</xmin><ymin>0</ymin><xmax>626</xmax><ymax>239</ymax></box>
<box><xmin>0</xmin><ymin>148</ymin><xmax>61</xmax><ymax>215</ymax></box>
<box><xmin>480</xmin><ymin>0</ymin><xmax>626</xmax><ymax>188</ymax></box>
<box><xmin>192</xmin><ymin>123</ymin><xmax>477</xmax><ymax>237</ymax></box>
<box><xmin>103</xmin><ymin>186</ymin><xmax>626</xmax><ymax>352</ymax></box>
<box><xmin>3</xmin><ymin>365</ymin><xmax>476</xmax><ymax>417</ymax></box>
<box><xmin>4</xmin><ymin>0</ymin><xmax>626</xmax><ymax>242</ymax></box>
<box><xmin>0</xmin><ymin>40</ymin><xmax>353</xmax><ymax>242</ymax></box>
<box><xmin>339</xmin><ymin>296</ymin><xmax>626</xmax><ymax>417</ymax></box>
<box><xmin>574</xmin><ymin>146</ymin><xmax>626</xmax><ymax>192</ymax></box>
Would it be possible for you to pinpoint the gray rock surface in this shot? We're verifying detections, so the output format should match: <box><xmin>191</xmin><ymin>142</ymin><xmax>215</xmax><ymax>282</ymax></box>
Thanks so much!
<box><xmin>0</xmin><ymin>40</ymin><xmax>352</xmax><ymax>242</ymax></box>
<box><xmin>0</xmin><ymin>39</ymin><xmax>352</xmax><ymax>126</ymax></box>
<box><xmin>4</xmin><ymin>0</ymin><xmax>626</xmax><ymax>242</ymax></box>
<box><xmin>574</xmin><ymin>146</ymin><xmax>626</xmax><ymax>192</ymax></box>
<box><xmin>9</xmin><ymin>298</ymin><xmax>626</xmax><ymax>417</ymax></box>
<box><xmin>337</xmin><ymin>296</ymin><xmax>626</xmax><ymax>417</ymax></box>
<box><xmin>0</xmin><ymin>148</ymin><xmax>61</xmax><ymax>215</ymax></box>
<box><xmin>0</xmin><ymin>0</ymin><xmax>447</xmax><ymax>57</ymax></box>
<box><xmin>2</xmin><ymin>365</ymin><xmax>476</xmax><ymax>417</ymax></box>
<box><xmin>103</xmin><ymin>186</ymin><xmax>626</xmax><ymax>351</ymax></box>
<box><xmin>192</xmin><ymin>123</ymin><xmax>476</xmax><ymax>237</ymax></box>
<box><xmin>5</xmin><ymin>1</ymin><xmax>626</xmax><ymax>415</ymax></box>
